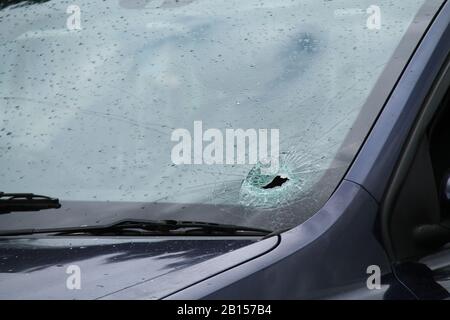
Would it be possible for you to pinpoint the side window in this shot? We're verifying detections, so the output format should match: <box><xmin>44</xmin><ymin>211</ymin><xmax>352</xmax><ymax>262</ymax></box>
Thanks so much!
<box><xmin>429</xmin><ymin>94</ymin><xmax>450</xmax><ymax>223</ymax></box>
<box><xmin>387</xmin><ymin>88</ymin><xmax>450</xmax><ymax>262</ymax></box>
<box><xmin>384</xmin><ymin>86</ymin><xmax>450</xmax><ymax>299</ymax></box>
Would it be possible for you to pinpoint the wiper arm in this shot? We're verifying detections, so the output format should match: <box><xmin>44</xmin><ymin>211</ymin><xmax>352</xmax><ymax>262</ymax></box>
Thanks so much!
<box><xmin>0</xmin><ymin>219</ymin><xmax>272</xmax><ymax>236</ymax></box>
<box><xmin>0</xmin><ymin>192</ymin><xmax>61</xmax><ymax>214</ymax></box>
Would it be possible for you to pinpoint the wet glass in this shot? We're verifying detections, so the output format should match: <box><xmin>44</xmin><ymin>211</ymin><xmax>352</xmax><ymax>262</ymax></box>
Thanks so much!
<box><xmin>0</xmin><ymin>0</ymin><xmax>440</xmax><ymax>231</ymax></box>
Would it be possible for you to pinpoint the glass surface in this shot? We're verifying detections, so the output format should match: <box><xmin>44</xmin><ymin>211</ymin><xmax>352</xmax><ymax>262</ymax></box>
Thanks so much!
<box><xmin>0</xmin><ymin>0</ymin><xmax>439</xmax><ymax>231</ymax></box>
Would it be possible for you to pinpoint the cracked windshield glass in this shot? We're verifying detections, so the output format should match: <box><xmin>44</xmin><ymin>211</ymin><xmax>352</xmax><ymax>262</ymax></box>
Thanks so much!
<box><xmin>0</xmin><ymin>0</ymin><xmax>430</xmax><ymax>232</ymax></box>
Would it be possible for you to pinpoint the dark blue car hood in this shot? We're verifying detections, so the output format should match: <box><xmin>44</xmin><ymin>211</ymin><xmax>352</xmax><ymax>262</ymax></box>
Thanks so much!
<box><xmin>0</xmin><ymin>236</ymin><xmax>259</xmax><ymax>299</ymax></box>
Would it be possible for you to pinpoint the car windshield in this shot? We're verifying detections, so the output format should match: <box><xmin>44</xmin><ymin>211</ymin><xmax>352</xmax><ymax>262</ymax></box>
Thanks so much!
<box><xmin>0</xmin><ymin>0</ymin><xmax>442</xmax><ymax>232</ymax></box>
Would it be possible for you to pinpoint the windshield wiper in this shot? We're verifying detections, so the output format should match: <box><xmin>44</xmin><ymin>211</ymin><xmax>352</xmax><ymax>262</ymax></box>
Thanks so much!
<box><xmin>0</xmin><ymin>192</ymin><xmax>61</xmax><ymax>214</ymax></box>
<box><xmin>0</xmin><ymin>219</ymin><xmax>272</xmax><ymax>237</ymax></box>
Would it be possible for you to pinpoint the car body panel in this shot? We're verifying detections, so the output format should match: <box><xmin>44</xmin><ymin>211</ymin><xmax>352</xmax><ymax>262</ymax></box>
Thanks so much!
<box><xmin>164</xmin><ymin>180</ymin><xmax>412</xmax><ymax>299</ymax></box>
<box><xmin>0</xmin><ymin>236</ymin><xmax>278</xmax><ymax>299</ymax></box>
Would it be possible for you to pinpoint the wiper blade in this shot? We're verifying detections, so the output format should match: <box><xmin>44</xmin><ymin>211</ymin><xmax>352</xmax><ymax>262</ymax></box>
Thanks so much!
<box><xmin>0</xmin><ymin>192</ymin><xmax>61</xmax><ymax>214</ymax></box>
<box><xmin>0</xmin><ymin>219</ymin><xmax>272</xmax><ymax>236</ymax></box>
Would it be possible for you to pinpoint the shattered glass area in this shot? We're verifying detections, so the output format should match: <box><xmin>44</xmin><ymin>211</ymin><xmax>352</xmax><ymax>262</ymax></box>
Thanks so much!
<box><xmin>240</xmin><ymin>153</ymin><xmax>310</xmax><ymax>209</ymax></box>
<box><xmin>0</xmin><ymin>0</ymin><xmax>429</xmax><ymax>231</ymax></box>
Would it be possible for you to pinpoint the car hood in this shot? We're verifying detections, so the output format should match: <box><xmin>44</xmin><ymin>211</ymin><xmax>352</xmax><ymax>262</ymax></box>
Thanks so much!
<box><xmin>0</xmin><ymin>236</ymin><xmax>264</xmax><ymax>299</ymax></box>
